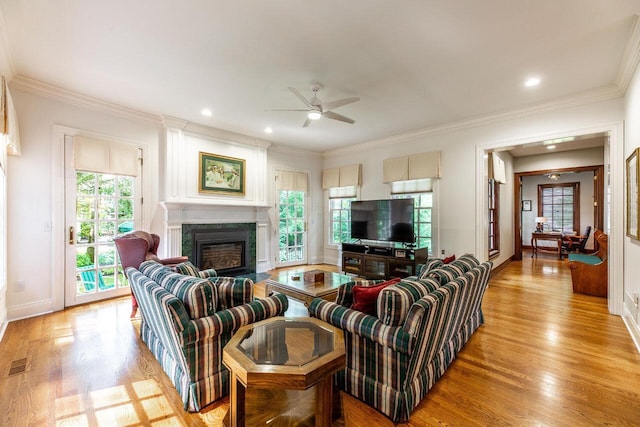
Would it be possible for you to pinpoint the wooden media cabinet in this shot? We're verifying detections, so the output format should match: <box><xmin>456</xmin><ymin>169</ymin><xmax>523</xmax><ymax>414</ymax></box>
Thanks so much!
<box><xmin>341</xmin><ymin>242</ymin><xmax>429</xmax><ymax>280</ymax></box>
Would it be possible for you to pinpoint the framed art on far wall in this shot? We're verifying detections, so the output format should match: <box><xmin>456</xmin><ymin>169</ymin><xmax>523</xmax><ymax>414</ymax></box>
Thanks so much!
<box><xmin>626</xmin><ymin>148</ymin><xmax>639</xmax><ymax>239</ymax></box>
<box><xmin>522</xmin><ymin>200</ymin><xmax>532</xmax><ymax>211</ymax></box>
<box><xmin>199</xmin><ymin>152</ymin><xmax>246</xmax><ymax>195</ymax></box>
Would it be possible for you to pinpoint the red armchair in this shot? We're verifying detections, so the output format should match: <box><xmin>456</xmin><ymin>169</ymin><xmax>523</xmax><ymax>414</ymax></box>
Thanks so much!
<box><xmin>114</xmin><ymin>230</ymin><xmax>188</xmax><ymax>317</ymax></box>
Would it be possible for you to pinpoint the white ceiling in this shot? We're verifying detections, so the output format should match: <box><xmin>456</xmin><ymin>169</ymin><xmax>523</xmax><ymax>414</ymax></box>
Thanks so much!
<box><xmin>1</xmin><ymin>1</ymin><xmax>639</xmax><ymax>152</ymax></box>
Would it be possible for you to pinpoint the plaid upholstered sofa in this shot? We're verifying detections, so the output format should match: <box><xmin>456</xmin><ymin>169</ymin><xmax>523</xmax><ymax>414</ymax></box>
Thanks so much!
<box><xmin>309</xmin><ymin>254</ymin><xmax>492</xmax><ymax>422</ymax></box>
<box><xmin>127</xmin><ymin>261</ymin><xmax>288</xmax><ymax>411</ymax></box>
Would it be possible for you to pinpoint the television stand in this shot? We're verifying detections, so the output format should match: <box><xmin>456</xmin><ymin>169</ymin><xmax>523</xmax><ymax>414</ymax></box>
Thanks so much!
<box><xmin>341</xmin><ymin>242</ymin><xmax>429</xmax><ymax>280</ymax></box>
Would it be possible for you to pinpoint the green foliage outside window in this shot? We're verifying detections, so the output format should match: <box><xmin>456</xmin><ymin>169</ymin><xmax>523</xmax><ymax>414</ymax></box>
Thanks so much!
<box><xmin>393</xmin><ymin>193</ymin><xmax>433</xmax><ymax>251</ymax></box>
<box><xmin>278</xmin><ymin>190</ymin><xmax>305</xmax><ymax>263</ymax></box>
<box><xmin>75</xmin><ymin>171</ymin><xmax>135</xmax><ymax>291</ymax></box>
<box><xmin>330</xmin><ymin>198</ymin><xmax>354</xmax><ymax>244</ymax></box>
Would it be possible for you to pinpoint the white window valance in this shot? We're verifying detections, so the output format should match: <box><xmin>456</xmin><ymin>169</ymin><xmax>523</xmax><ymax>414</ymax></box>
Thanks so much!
<box><xmin>488</xmin><ymin>152</ymin><xmax>507</xmax><ymax>184</ymax></box>
<box><xmin>322</xmin><ymin>164</ymin><xmax>361</xmax><ymax>189</ymax></box>
<box><xmin>1</xmin><ymin>76</ymin><xmax>21</xmax><ymax>156</ymax></box>
<box><xmin>383</xmin><ymin>151</ymin><xmax>441</xmax><ymax>183</ymax></box>
<box><xmin>74</xmin><ymin>136</ymin><xmax>140</xmax><ymax>176</ymax></box>
<box><xmin>276</xmin><ymin>170</ymin><xmax>308</xmax><ymax>192</ymax></box>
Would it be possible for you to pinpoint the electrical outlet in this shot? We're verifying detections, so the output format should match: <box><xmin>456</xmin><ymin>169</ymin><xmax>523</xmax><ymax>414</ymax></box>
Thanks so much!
<box><xmin>15</xmin><ymin>280</ymin><xmax>25</xmax><ymax>292</ymax></box>
<box><xmin>441</xmin><ymin>250</ymin><xmax>445</xmax><ymax>255</ymax></box>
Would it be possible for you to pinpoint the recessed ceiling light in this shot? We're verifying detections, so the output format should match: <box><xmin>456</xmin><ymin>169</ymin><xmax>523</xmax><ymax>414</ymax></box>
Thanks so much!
<box><xmin>264</xmin><ymin>127</ymin><xmax>273</xmax><ymax>134</ymax></box>
<box><xmin>546</xmin><ymin>145</ymin><xmax>556</xmax><ymax>150</ymax></box>
<box><xmin>524</xmin><ymin>77</ymin><xmax>541</xmax><ymax>87</ymax></box>
<box><xmin>201</xmin><ymin>108</ymin><xmax>213</xmax><ymax>117</ymax></box>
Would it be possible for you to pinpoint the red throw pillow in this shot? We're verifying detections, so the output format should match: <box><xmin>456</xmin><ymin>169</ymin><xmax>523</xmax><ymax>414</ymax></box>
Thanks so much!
<box><xmin>443</xmin><ymin>255</ymin><xmax>456</xmax><ymax>264</ymax></box>
<box><xmin>351</xmin><ymin>278</ymin><xmax>401</xmax><ymax>315</ymax></box>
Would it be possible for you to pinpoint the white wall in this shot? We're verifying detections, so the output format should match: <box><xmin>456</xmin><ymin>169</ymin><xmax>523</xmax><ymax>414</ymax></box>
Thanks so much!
<box><xmin>4</xmin><ymin>87</ymin><xmax>322</xmax><ymax>320</ymax></box>
<box><xmin>623</xmin><ymin>61</ymin><xmax>640</xmax><ymax>349</ymax></box>
<box><xmin>323</xmin><ymin>98</ymin><xmax>623</xmax><ymax>279</ymax></box>
<box><xmin>0</xmin><ymin>30</ymin><xmax>10</xmax><ymax>335</ymax></box>
<box><xmin>6</xmin><ymin>88</ymin><xmax>163</xmax><ymax>319</ymax></box>
<box><xmin>513</xmin><ymin>146</ymin><xmax>604</xmax><ymax>173</ymax></box>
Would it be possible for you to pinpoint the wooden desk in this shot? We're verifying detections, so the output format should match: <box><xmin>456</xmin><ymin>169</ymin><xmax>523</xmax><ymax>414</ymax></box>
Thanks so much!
<box><xmin>531</xmin><ymin>232</ymin><xmax>563</xmax><ymax>259</ymax></box>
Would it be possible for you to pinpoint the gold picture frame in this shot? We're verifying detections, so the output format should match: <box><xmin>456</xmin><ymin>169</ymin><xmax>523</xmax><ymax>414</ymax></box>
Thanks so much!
<box><xmin>626</xmin><ymin>148</ymin><xmax>639</xmax><ymax>239</ymax></box>
<box><xmin>198</xmin><ymin>152</ymin><xmax>246</xmax><ymax>195</ymax></box>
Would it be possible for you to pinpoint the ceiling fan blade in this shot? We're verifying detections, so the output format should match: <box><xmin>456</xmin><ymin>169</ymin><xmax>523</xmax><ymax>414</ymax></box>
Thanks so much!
<box><xmin>302</xmin><ymin>118</ymin><xmax>312</xmax><ymax>127</ymax></box>
<box><xmin>323</xmin><ymin>110</ymin><xmax>355</xmax><ymax>124</ymax></box>
<box><xmin>320</xmin><ymin>97</ymin><xmax>360</xmax><ymax>112</ymax></box>
<box><xmin>289</xmin><ymin>87</ymin><xmax>312</xmax><ymax>108</ymax></box>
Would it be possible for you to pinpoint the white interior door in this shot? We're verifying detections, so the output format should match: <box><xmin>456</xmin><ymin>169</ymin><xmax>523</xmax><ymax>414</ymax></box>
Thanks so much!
<box><xmin>64</xmin><ymin>135</ymin><xmax>141</xmax><ymax>306</ymax></box>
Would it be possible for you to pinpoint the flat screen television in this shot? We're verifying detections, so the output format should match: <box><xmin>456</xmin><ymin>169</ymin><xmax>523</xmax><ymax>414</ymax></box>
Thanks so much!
<box><xmin>350</xmin><ymin>198</ymin><xmax>415</xmax><ymax>243</ymax></box>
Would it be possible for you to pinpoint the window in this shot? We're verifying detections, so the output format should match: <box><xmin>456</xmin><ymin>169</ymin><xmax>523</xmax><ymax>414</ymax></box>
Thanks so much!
<box><xmin>75</xmin><ymin>172</ymin><xmax>135</xmax><ymax>294</ymax></box>
<box><xmin>328</xmin><ymin>186</ymin><xmax>357</xmax><ymax>245</ymax></box>
<box><xmin>538</xmin><ymin>183</ymin><xmax>580</xmax><ymax>232</ymax></box>
<box><xmin>488</xmin><ymin>179</ymin><xmax>499</xmax><ymax>258</ymax></box>
<box><xmin>392</xmin><ymin>181</ymin><xmax>433</xmax><ymax>252</ymax></box>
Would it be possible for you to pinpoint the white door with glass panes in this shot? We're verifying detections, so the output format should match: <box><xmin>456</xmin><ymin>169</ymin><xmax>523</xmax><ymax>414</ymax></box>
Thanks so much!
<box><xmin>64</xmin><ymin>135</ymin><xmax>142</xmax><ymax>306</ymax></box>
<box><xmin>276</xmin><ymin>170</ymin><xmax>308</xmax><ymax>267</ymax></box>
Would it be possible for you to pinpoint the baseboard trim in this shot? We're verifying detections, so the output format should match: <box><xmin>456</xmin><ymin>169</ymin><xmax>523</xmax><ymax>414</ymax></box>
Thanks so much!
<box><xmin>489</xmin><ymin>255</ymin><xmax>514</xmax><ymax>277</ymax></box>
<box><xmin>7</xmin><ymin>299</ymin><xmax>54</xmax><ymax>321</ymax></box>
<box><xmin>0</xmin><ymin>320</ymin><xmax>7</xmax><ymax>343</ymax></box>
<box><xmin>622</xmin><ymin>307</ymin><xmax>640</xmax><ymax>354</ymax></box>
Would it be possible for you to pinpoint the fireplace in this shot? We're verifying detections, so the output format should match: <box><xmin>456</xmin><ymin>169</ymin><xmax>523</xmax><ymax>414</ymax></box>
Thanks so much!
<box><xmin>184</xmin><ymin>223</ymin><xmax>256</xmax><ymax>277</ymax></box>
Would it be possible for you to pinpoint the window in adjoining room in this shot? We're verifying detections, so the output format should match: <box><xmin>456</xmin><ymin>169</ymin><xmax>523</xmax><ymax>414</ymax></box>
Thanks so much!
<box><xmin>538</xmin><ymin>183</ymin><xmax>580</xmax><ymax>232</ymax></box>
<box><xmin>488</xmin><ymin>178</ymin><xmax>500</xmax><ymax>258</ymax></box>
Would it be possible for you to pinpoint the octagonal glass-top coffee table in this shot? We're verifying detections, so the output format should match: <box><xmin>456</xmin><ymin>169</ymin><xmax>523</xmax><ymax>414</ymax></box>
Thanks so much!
<box><xmin>223</xmin><ymin>317</ymin><xmax>345</xmax><ymax>427</ymax></box>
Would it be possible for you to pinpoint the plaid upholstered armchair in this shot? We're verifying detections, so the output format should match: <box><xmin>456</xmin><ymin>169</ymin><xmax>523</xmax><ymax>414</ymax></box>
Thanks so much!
<box><xmin>127</xmin><ymin>261</ymin><xmax>288</xmax><ymax>411</ymax></box>
<box><xmin>309</xmin><ymin>254</ymin><xmax>492</xmax><ymax>423</ymax></box>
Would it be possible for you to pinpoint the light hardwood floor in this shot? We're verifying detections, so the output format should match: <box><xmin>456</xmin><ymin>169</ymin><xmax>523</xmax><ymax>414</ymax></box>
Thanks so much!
<box><xmin>1</xmin><ymin>253</ymin><xmax>639</xmax><ymax>426</ymax></box>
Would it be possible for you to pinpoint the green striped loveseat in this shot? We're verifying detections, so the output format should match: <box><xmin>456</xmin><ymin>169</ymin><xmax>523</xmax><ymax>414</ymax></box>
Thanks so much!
<box><xmin>309</xmin><ymin>254</ymin><xmax>492</xmax><ymax>422</ymax></box>
<box><xmin>127</xmin><ymin>261</ymin><xmax>288</xmax><ymax>412</ymax></box>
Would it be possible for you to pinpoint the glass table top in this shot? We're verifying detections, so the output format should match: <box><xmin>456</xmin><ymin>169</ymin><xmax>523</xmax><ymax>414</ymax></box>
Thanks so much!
<box><xmin>237</xmin><ymin>318</ymin><xmax>335</xmax><ymax>367</ymax></box>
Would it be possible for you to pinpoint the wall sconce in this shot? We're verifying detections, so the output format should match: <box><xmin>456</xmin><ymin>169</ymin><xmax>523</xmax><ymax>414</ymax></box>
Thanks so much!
<box><xmin>535</xmin><ymin>216</ymin><xmax>547</xmax><ymax>232</ymax></box>
<box><xmin>547</xmin><ymin>173</ymin><xmax>560</xmax><ymax>180</ymax></box>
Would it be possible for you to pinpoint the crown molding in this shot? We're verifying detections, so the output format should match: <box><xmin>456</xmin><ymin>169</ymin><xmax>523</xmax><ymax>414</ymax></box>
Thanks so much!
<box><xmin>269</xmin><ymin>142</ymin><xmax>323</xmax><ymax>157</ymax></box>
<box><xmin>9</xmin><ymin>74</ymin><xmax>162</xmax><ymax>124</ymax></box>
<box><xmin>324</xmin><ymin>85</ymin><xmax>622</xmax><ymax>157</ymax></box>
<box><xmin>162</xmin><ymin>115</ymin><xmax>272</xmax><ymax>149</ymax></box>
<box><xmin>616</xmin><ymin>14</ymin><xmax>640</xmax><ymax>94</ymax></box>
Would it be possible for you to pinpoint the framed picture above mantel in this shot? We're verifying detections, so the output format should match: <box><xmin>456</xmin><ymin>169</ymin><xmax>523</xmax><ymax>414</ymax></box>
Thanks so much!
<box><xmin>198</xmin><ymin>152</ymin><xmax>246</xmax><ymax>196</ymax></box>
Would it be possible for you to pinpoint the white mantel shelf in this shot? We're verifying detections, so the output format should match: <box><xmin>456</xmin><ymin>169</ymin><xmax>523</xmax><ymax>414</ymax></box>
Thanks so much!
<box><xmin>160</xmin><ymin>201</ymin><xmax>271</xmax><ymax>210</ymax></box>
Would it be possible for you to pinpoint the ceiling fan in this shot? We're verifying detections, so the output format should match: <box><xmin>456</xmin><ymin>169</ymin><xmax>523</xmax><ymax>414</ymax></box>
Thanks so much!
<box><xmin>273</xmin><ymin>84</ymin><xmax>360</xmax><ymax>127</ymax></box>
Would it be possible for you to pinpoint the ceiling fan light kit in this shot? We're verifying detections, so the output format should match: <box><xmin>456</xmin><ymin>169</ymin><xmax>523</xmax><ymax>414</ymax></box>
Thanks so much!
<box><xmin>274</xmin><ymin>84</ymin><xmax>360</xmax><ymax>127</ymax></box>
<box><xmin>307</xmin><ymin>109</ymin><xmax>322</xmax><ymax>120</ymax></box>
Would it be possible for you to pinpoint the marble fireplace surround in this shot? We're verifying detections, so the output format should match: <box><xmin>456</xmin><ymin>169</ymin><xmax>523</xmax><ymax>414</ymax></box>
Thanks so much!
<box><xmin>161</xmin><ymin>202</ymin><xmax>271</xmax><ymax>274</ymax></box>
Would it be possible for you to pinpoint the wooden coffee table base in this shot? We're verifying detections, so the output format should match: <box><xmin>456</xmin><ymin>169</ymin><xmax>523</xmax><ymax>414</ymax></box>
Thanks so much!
<box><xmin>223</xmin><ymin>317</ymin><xmax>346</xmax><ymax>427</ymax></box>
